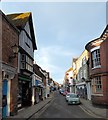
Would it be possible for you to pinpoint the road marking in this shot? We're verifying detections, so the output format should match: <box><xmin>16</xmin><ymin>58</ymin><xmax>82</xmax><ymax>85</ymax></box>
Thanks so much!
<box><xmin>30</xmin><ymin>98</ymin><xmax>55</xmax><ymax>118</ymax></box>
<box><xmin>79</xmin><ymin>105</ymin><xmax>103</xmax><ymax>118</ymax></box>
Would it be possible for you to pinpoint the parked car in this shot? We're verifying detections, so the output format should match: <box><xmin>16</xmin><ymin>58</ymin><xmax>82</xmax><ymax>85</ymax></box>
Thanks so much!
<box><xmin>59</xmin><ymin>89</ymin><xmax>64</xmax><ymax>94</ymax></box>
<box><xmin>62</xmin><ymin>91</ymin><xmax>68</xmax><ymax>96</ymax></box>
<box><xmin>65</xmin><ymin>93</ymin><xmax>72</xmax><ymax>101</ymax></box>
<box><xmin>59</xmin><ymin>89</ymin><xmax>62</xmax><ymax>94</ymax></box>
<box><xmin>66</xmin><ymin>93</ymin><xmax>81</xmax><ymax>105</ymax></box>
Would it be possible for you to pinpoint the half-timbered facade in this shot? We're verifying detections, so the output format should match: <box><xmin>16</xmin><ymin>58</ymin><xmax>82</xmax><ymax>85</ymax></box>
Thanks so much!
<box><xmin>7</xmin><ymin>12</ymin><xmax>37</xmax><ymax>109</ymax></box>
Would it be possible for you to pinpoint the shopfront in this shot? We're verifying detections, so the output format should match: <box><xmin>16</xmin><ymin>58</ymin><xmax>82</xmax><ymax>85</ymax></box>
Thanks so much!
<box><xmin>2</xmin><ymin>63</ymin><xmax>18</xmax><ymax>118</ymax></box>
<box><xmin>35</xmin><ymin>80</ymin><xmax>44</xmax><ymax>101</ymax></box>
<box><xmin>18</xmin><ymin>76</ymin><xmax>32</xmax><ymax>109</ymax></box>
<box><xmin>76</xmin><ymin>82</ymin><xmax>87</xmax><ymax>99</ymax></box>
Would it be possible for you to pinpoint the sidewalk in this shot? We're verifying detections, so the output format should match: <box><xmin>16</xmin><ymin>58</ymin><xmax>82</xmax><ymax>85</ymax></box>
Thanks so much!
<box><xmin>6</xmin><ymin>93</ymin><xmax>107</xmax><ymax>119</ymax></box>
<box><xmin>80</xmin><ymin>98</ymin><xmax>107</xmax><ymax>119</ymax></box>
<box><xmin>8</xmin><ymin>93</ymin><xmax>54</xmax><ymax>119</ymax></box>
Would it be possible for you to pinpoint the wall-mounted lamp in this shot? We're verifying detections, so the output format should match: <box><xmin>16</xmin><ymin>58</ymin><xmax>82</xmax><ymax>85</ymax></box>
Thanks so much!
<box><xmin>9</xmin><ymin>44</ymin><xmax>19</xmax><ymax>62</ymax></box>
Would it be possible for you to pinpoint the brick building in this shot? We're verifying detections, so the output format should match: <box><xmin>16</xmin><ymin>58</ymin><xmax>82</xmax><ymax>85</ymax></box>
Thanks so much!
<box><xmin>1</xmin><ymin>10</ymin><xmax>19</xmax><ymax>117</ymax></box>
<box><xmin>85</xmin><ymin>25</ymin><xmax>108</xmax><ymax>105</ymax></box>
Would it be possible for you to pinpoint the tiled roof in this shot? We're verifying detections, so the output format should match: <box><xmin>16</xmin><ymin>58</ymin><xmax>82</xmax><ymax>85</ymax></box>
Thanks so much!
<box><xmin>6</xmin><ymin>12</ymin><xmax>37</xmax><ymax>50</ymax></box>
<box><xmin>66</xmin><ymin>67</ymin><xmax>73</xmax><ymax>73</ymax></box>
<box><xmin>7</xmin><ymin>12</ymin><xmax>31</xmax><ymax>27</ymax></box>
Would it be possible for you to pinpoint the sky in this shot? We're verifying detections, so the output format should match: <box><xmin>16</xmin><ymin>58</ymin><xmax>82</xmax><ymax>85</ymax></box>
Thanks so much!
<box><xmin>1</xmin><ymin>1</ymin><xmax>107</xmax><ymax>84</ymax></box>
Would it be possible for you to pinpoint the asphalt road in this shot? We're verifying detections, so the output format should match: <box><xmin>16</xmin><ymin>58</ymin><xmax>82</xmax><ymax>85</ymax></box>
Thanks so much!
<box><xmin>31</xmin><ymin>91</ymin><xmax>95</xmax><ymax>118</ymax></box>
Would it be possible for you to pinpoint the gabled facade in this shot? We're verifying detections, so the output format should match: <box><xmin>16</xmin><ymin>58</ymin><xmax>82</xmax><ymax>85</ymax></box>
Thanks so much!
<box><xmin>85</xmin><ymin>25</ymin><xmax>108</xmax><ymax>105</ymax></box>
<box><xmin>7</xmin><ymin>12</ymin><xmax>37</xmax><ymax>109</ymax></box>
<box><xmin>65</xmin><ymin>68</ymin><xmax>73</xmax><ymax>93</ymax></box>
<box><xmin>75</xmin><ymin>50</ymin><xmax>90</xmax><ymax>100</ymax></box>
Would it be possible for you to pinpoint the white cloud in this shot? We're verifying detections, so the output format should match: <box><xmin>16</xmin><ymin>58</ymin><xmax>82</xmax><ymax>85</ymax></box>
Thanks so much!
<box><xmin>34</xmin><ymin>45</ymin><xmax>74</xmax><ymax>83</ymax></box>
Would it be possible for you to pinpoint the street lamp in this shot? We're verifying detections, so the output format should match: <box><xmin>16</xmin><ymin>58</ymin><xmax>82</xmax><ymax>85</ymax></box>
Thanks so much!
<box><xmin>9</xmin><ymin>44</ymin><xmax>19</xmax><ymax>62</ymax></box>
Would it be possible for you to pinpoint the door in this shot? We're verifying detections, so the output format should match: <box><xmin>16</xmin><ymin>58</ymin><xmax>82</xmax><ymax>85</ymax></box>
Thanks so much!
<box><xmin>2</xmin><ymin>79</ymin><xmax>8</xmax><ymax>118</ymax></box>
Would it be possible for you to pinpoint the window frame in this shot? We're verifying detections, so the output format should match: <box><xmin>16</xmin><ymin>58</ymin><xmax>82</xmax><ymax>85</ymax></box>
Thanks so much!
<box><xmin>20</xmin><ymin>54</ymin><xmax>33</xmax><ymax>72</ymax></box>
<box><xmin>91</xmin><ymin>47</ymin><xmax>101</xmax><ymax>69</ymax></box>
<box><xmin>91</xmin><ymin>76</ymin><xmax>102</xmax><ymax>94</ymax></box>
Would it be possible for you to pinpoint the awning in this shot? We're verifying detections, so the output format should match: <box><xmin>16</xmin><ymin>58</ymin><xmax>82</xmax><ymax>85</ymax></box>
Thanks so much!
<box><xmin>35</xmin><ymin>80</ymin><xmax>44</xmax><ymax>88</ymax></box>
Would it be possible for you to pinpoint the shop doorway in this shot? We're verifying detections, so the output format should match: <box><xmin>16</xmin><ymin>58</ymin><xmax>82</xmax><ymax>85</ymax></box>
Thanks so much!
<box><xmin>2</xmin><ymin>79</ymin><xmax>8</xmax><ymax>118</ymax></box>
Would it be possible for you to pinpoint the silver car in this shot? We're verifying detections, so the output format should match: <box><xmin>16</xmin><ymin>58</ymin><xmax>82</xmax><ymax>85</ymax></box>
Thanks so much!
<box><xmin>65</xmin><ymin>93</ymin><xmax>72</xmax><ymax>102</ymax></box>
<box><xmin>66</xmin><ymin>93</ymin><xmax>81</xmax><ymax>105</ymax></box>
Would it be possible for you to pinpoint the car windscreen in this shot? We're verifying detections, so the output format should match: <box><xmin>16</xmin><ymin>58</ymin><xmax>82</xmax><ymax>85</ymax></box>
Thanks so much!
<box><xmin>70</xmin><ymin>94</ymin><xmax>78</xmax><ymax>98</ymax></box>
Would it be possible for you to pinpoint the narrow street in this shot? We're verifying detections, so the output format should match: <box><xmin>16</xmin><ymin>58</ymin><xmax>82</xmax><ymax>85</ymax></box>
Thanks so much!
<box><xmin>30</xmin><ymin>91</ymin><xmax>94</xmax><ymax>118</ymax></box>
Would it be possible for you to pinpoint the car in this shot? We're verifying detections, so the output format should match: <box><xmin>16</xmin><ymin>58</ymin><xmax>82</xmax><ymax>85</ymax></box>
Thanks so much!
<box><xmin>62</xmin><ymin>91</ymin><xmax>68</xmax><ymax>96</ymax></box>
<box><xmin>59</xmin><ymin>89</ymin><xmax>64</xmax><ymax>94</ymax></box>
<box><xmin>65</xmin><ymin>93</ymin><xmax>72</xmax><ymax>101</ymax></box>
<box><xmin>66</xmin><ymin>93</ymin><xmax>81</xmax><ymax>105</ymax></box>
<box><xmin>59</xmin><ymin>89</ymin><xmax>62</xmax><ymax>94</ymax></box>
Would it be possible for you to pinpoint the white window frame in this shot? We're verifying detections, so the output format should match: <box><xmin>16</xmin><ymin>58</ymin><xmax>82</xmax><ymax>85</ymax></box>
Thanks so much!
<box><xmin>91</xmin><ymin>76</ymin><xmax>102</xmax><ymax>94</ymax></box>
<box><xmin>91</xmin><ymin>46</ymin><xmax>101</xmax><ymax>69</ymax></box>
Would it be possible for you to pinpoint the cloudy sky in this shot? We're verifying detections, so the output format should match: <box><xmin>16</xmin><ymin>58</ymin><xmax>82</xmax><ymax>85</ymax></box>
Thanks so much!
<box><xmin>1</xmin><ymin>1</ymin><xmax>106</xmax><ymax>84</ymax></box>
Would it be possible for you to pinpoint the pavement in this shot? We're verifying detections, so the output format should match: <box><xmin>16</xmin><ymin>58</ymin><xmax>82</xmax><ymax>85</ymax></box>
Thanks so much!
<box><xmin>5</xmin><ymin>91</ymin><xmax>108</xmax><ymax>119</ymax></box>
<box><xmin>80</xmin><ymin>98</ymin><xmax>108</xmax><ymax>119</ymax></box>
<box><xmin>7</xmin><ymin>92</ymin><xmax>54</xmax><ymax>119</ymax></box>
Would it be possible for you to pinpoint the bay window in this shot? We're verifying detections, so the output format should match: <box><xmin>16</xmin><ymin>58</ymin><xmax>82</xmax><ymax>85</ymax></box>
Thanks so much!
<box><xmin>21</xmin><ymin>54</ymin><xmax>33</xmax><ymax>72</ymax></box>
<box><xmin>91</xmin><ymin>49</ymin><xmax>101</xmax><ymax>68</ymax></box>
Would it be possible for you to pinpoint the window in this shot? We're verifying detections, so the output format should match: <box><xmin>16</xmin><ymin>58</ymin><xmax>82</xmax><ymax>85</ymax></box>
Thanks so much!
<box><xmin>92</xmin><ymin>76</ymin><xmax>102</xmax><ymax>93</ymax></box>
<box><xmin>21</xmin><ymin>62</ymin><xmax>25</xmax><ymax>69</ymax></box>
<box><xmin>21</xmin><ymin>54</ymin><xmax>26</xmax><ymax>69</ymax></box>
<box><xmin>26</xmin><ymin>55</ymin><xmax>33</xmax><ymax>72</ymax></box>
<box><xmin>82</xmin><ymin>57</ymin><xmax>86</xmax><ymax>65</ymax></box>
<box><xmin>21</xmin><ymin>54</ymin><xmax>25</xmax><ymax>61</ymax></box>
<box><xmin>83</xmin><ymin>69</ymin><xmax>86</xmax><ymax>79</ymax></box>
<box><xmin>91</xmin><ymin>49</ymin><xmax>101</xmax><ymax>68</ymax></box>
<box><xmin>20</xmin><ymin>54</ymin><xmax>33</xmax><ymax>72</ymax></box>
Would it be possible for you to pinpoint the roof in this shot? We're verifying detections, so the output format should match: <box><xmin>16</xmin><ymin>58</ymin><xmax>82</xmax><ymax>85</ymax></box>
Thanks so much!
<box><xmin>7</xmin><ymin>12</ymin><xmax>31</xmax><ymax>27</ymax></box>
<box><xmin>85</xmin><ymin>25</ymin><xmax>108</xmax><ymax>51</ymax></box>
<box><xmin>66</xmin><ymin>67</ymin><xmax>73</xmax><ymax>73</ymax></box>
<box><xmin>33</xmin><ymin>64</ymin><xmax>45</xmax><ymax>78</ymax></box>
<box><xmin>7</xmin><ymin>12</ymin><xmax>37</xmax><ymax>50</ymax></box>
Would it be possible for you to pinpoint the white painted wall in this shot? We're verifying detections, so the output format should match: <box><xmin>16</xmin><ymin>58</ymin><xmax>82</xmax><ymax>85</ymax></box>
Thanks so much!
<box><xmin>19</xmin><ymin>22</ymin><xmax>34</xmax><ymax>58</ymax></box>
<box><xmin>86</xmin><ymin>82</ymin><xmax>91</xmax><ymax>100</ymax></box>
<box><xmin>24</xmin><ymin>22</ymin><xmax>31</xmax><ymax>38</ymax></box>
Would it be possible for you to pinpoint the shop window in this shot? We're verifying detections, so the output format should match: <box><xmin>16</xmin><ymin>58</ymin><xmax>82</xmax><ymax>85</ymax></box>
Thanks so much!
<box><xmin>92</xmin><ymin>76</ymin><xmax>102</xmax><ymax>93</ymax></box>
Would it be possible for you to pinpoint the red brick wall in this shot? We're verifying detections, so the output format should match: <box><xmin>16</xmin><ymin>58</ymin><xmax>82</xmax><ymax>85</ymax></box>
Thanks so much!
<box><xmin>100</xmin><ymin>38</ymin><xmax>108</xmax><ymax>72</ymax></box>
<box><xmin>2</xmin><ymin>16</ymin><xmax>18</xmax><ymax>67</ymax></box>
<box><xmin>87</xmin><ymin>38</ymin><xmax>108</xmax><ymax>105</ymax></box>
<box><xmin>2</xmin><ymin>14</ymin><xmax>19</xmax><ymax>115</ymax></box>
